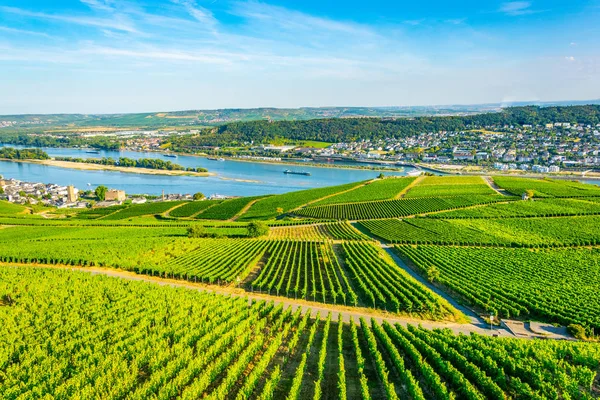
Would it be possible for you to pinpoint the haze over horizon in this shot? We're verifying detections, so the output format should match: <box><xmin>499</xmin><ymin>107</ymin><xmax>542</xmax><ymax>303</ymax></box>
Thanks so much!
<box><xmin>1</xmin><ymin>0</ymin><xmax>599</xmax><ymax>115</ymax></box>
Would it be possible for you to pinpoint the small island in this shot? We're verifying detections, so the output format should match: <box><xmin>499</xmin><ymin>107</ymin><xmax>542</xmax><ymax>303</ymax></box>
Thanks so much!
<box><xmin>0</xmin><ymin>147</ymin><xmax>212</xmax><ymax>177</ymax></box>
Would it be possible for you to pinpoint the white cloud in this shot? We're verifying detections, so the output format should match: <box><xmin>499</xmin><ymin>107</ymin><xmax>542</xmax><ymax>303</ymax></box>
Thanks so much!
<box><xmin>565</xmin><ymin>56</ymin><xmax>575</xmax><ymax>62</ymax></box>
<box><xmin>0</xmin><ymin>25</ymin><xmax>55</xmax><ymax>39</ymax></box>
<box><xmin>499</xmin><ymin>2</ymin><xmax>534</xmax><ymax>16</ymax></box>
<box><xmin>0</xmin><ymin>6</ymin><xmax>138</xmax><ymax>33</ymax></box>
<box><xmin>80</xmin><ymin>0</ymin><xmax>115</xmax><ymax>12</ymax></box>
<box><xmin>171</xmin><ymin>0</ymin><xmax>218</xmax><ymax>30</ymax></box>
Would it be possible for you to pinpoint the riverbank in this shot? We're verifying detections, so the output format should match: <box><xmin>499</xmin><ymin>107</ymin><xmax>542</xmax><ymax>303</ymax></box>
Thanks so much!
<box><xmin>197</xmin><ymin>153</ymin><xmax>407</xmax><ymax>172</ymax></box>
<box><xmin>420</xmin><ymin>162</ymin><xmax>600</xmax><ymax>181</ymax></box>
<box><xmin>0</xmin><ymin>158</ymin><xmax>214</xmax><ymax>177</ymax></box>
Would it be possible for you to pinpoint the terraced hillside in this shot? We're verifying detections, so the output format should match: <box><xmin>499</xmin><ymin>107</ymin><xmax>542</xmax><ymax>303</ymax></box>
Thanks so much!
<box><xmin>2</xmin><ymin>175</ymin><xmax>600</xmax><ymax>399</ymax></box>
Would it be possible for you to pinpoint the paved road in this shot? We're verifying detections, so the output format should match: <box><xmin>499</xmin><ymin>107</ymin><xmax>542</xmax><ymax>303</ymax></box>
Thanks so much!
<box><xmin>9</xmin><ymin>263</ymin><xmax>509</xmax><ymax>337</ymax></box>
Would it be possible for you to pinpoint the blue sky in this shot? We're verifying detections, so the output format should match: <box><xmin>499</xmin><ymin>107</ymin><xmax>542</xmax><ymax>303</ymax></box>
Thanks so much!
<box><xmin>0</xmin><ymin>0</ymin><xmax>599</xmax><ymax>114</ymax></box>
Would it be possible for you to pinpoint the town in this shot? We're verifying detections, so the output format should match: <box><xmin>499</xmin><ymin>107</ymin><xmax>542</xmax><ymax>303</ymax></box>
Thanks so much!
<box><xmin>113</xmin><ymin>121</ymin><xmax>600</xmax><ymax>173</ymax></box>
<box><xmin>0</xmin><ymin>177</ymin><xmax>232</xmax><ymax>209</ymax></box>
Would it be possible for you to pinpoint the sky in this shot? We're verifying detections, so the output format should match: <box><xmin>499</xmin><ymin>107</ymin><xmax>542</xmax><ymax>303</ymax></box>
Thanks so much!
<box><xmin>0</xmin><ymin>0</ymin><xmax>599</xmax><ymax>114</ymax></box>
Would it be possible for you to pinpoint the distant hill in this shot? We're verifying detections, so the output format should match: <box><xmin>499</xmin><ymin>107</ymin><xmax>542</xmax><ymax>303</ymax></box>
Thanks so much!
<box><xmin>1</xmin><ymin>99</ymin><xmax>598</xmax><ymax>131</ymax></box>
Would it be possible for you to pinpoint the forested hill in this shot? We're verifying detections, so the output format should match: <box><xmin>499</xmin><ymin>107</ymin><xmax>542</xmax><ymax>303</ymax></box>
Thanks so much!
<box><xmin>169</xmin><ymin>105</ymin><xmax>600</xmax><ymax>147</ymax></box>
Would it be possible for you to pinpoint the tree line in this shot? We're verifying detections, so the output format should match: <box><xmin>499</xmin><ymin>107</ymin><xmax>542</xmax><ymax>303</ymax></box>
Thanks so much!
<box><xmin>167</xmin><ymin>105</ymin><xmax>600</xmax><ymax>149</ymax></box>
<box><xmin>54</xmin><ymin>156</ymin><xmax>208</xmax><ymax>172</ymax></box>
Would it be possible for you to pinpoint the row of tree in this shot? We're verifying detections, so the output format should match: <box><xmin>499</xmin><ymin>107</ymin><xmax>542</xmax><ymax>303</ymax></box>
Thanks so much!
<box><xmin>55</xmin><ymin>156</ymin><xmax>208</xmax><ymax>172</ymax></box>
<box><xmin>0</xmin><ymin>147</ymin><xmax>50</xmax><ymax>160</ymax></box>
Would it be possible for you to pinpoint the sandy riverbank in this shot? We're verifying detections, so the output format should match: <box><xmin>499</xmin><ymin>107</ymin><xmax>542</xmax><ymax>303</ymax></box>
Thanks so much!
<box><xmin>0</xmin><ymin>158</ymin><xmax>214</xmax><ymax>177</ymax></box>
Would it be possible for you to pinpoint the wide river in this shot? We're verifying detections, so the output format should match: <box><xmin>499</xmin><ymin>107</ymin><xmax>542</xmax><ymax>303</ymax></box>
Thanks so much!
<box><xmin>0</xmin><ymin>145</ymin><xmax>424</xmax><ymax>196</ymax></box>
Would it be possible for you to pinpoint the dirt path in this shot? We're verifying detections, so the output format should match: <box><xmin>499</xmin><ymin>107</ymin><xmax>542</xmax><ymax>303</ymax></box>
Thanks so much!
<box><xmin>393</xmin><ymin>175</ymin><xmax>424</xmax><ymax>199</ymax></box>
<box><xmin>3</xmin><ymin>263</ymin><xmax>506</xmax><ymax>337</ymax></box>
<box><xmin>482</xmin><ymin>176</ymin><xmax>512</xmax><ymax>197</ymax></box>
<box><xmin>231</xmin><ymin>198</ymin><xmax>261</xmax><ymax>221</ymax></box>
<box><xmin>289</xmin><ymin>180</ymin><xmax>374</xmax><ymax>212</ymax></box>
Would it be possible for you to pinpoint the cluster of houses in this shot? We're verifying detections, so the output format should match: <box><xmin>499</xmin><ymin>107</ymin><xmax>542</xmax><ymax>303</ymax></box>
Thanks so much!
<box><xmin>320</xmin><ymin>122</ymin><xmax>600</xmax><ymax>170</ymax></box>
<box><xmin>0</xmin><ymin>178</ymin><xmax>87</xmax><ymax>208</ymax></box>
<box><xmin>0</xmin><ymin>177</ymin><xmax>234</xmax><ymax>209</ymax></box>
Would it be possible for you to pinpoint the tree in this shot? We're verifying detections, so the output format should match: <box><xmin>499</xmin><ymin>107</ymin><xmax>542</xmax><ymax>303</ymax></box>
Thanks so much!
<box><xmin>187</xmin><ymin>225</ymin><xmax>207</xmax><ymax>238</ymax></box>
<box><xmin>426</xmin><ymin>265</ymin><xmax>440</xmax><ymax>283</ymax></box>
<box><xmin>567</xmin><ymin>324</ymin><xmax>587</xmax><ymax>340</ymax></box>
<box><xmin>193</xmin><ymin>192</ymin><xmax>205</xmax><ymax>201</ymax></box>
<box><xmin>0</xmin><ymin>187</ymin><xmax>4</xmax><ymax>195</ymax></box>
<box><xmin>247</xmin><ymin>221</ymin><xmax>269</xmax><ymax>238</ymax></box>
<box><xmin>525</xmin><ymin>189</ymin><xmax>534</xmax><ymax>200</ymax></box>
<box><xmin>95</xmin><ymin>185</ymin><xmax>108</xmax><ymax>201</ymax></box>
<box><xmin>377</xmin><ymin>173</ymin><xmax>385</xmax><ymax>179</ymax></box>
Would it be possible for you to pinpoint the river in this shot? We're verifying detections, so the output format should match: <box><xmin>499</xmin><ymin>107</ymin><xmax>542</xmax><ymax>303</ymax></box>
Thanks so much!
<box><xmin>0</xmin><ymin>145</ymin><xmax>422</xmax><ymax>196</ymax></box>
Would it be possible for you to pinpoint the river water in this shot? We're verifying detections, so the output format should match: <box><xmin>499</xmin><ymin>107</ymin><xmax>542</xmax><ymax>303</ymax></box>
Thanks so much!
<box><xmin>0</xmin><ymin>145</ymin><xmax>421</xmax><ymax>196</ymax></box>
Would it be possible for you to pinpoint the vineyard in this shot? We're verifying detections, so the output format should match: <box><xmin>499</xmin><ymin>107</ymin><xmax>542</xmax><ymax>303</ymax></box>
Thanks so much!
<box><xmin>238</xmin><ymin>181</ymin><xmax>365</xmax><ymax>220</ymax></box>
<box><xmin>311</xmin><ymin>177</ymin><xmax>416</xmax><ymax>205</ymax></box>
<box><xmin>252</xmin><ymin>241</ymin><xmax>354</xmax><ymax>305</ymax></box>
<box><xmin>168</xmin><ymin>200</ymin><xmax>222</xmax><ymax>217</ymax></box>
<box><xmin>1</xmin><ymin>267</ymin><xmax>599</xmax><ymax>399</ymax></box>
<box><xmin>339</xmin><ymin>241</ymin><xmax>453</xmax><ymax>318</ymax></box>
<box><xmin>395</xmin><ymin>245</ymin><xmax>600</xmax><ymax>331</ymax></box>
<box><xmin>360</xmin><ymin>215</ymin><xmax>600</xmax><ymax>246</ymax></box>
<box><xmin>152</xmin><ymin>239</ymin><xmax>270</xmax><ymax>283</ymax></box>
<box><xmin>432</xmin><ymin>197</ymin><xmax>600</xmax><ymax>218</ymax></box>
<box><xmin>268</xmin><ymin>222</ymin><xmax>368</xmax><ymax>240</ymax></box>
<box><xmin>0</xmin><ymin>200</ymin><xmax>26</xmax><ymax>215</ymax></box>
<box><xmin>493</xmin><ymin>176</ymin><xmax>600</xmax><ymax>197</ymax></box>
<box><xmin>101</xmin><ymin>201</ymin><xmax>186</xmax><ymax>220</ymax></box>
<box><xmin>195</xmin><ymin>196</ymin><xmax>265</xmax><ymax>220</ymax></box>
<box><xmin>404</xmin><ymin>176</ymin><xmax>498</xmax><ymax>198</ymax></box>
<box><xmin>294</xmin><ymin>195</ymin><xmax>509</xmax><ymax>220</ymax></box>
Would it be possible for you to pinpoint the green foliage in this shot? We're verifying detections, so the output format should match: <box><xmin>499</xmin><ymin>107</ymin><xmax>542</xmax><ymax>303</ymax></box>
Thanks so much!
<box><xmin>94</xmin><ymin>185</ymin><xmax>108</xmax><ymax>201</ymax></box>
<box><xmin>396</xmin><ymin>245</ymin><xmax>600</xmax><ymax>329</ymax></box>
<box><xmin>193</xmin><ymin>192</ymin><xmax>205</xmax><ymax>200</ymax></box>
<box><xmin>196</xmin><ymin>196</ymin><xmax>265</xmax><ymax>220</ymax></box>
<box><xmin>53</xmin><ymin>156</ymin><xmax>205</xmax><ymax>172</ymax></box>
<box><xmin>340</xmin><ymin>241</ymin><xmax>449</xmax><ymax>316</ymax></box>
<box><xmin>102</xmin><ymin>201</ymin><xmax>185</xmax><ymax>220</ymax></box>
<box><xmin>432</xmin><ymin>197</ymin><xmax>600</xmax><ymax>218</ymax></box>
<box><xmin>404</xmin><ymin>176</ymin><xmax>497</xmax><ymax>198</ymax></box>
<box><xmin>247</xmin><ymin>221</ymin><xmax>269</xmax><ymax>237</ymax></box>
<box><xmin>253</xmin><ymin>241</ymin><xmax>354</xmax><ymax>304</ymax></box>
<box><xmin>313</xmin><ymin>177</ymin><xmax>416</xmax><ymax>206</ymax></box>
<box><xmin>0</xmin><ymin>200</ymin><xmax>26</xmax><ymax>215</ymax></box>
<box><xmin>567</xmin><ymin>324</ymin><xmax>588</xmax><ymax>340</ymax></box>
<box><xmin>169</xmin><ymin>200</ymin><xmax>221</xmax><ymax>218</ymax></box>
<box><xmin>296</xmin><ymin>195</ymin><xmax>508</xmax><ymax>220</ymax></box>
<box><xmin>493</xmin><ymin>176</ymin><xmax>600</xmax><ymax>197</ymax></box>
<box><xmin>361</xmin><ymin>215</ymin><xmax>600</xmax><ymax>246</ymax></box>
<box><xmin>0</xmin><ymin>147</ymin><xmax>49</xmax><ymax>160</ymax></box>
<box><xmin>238</xmin><ymin>181</ymin><xmax>364</xmax><ymax>220</ymax></box>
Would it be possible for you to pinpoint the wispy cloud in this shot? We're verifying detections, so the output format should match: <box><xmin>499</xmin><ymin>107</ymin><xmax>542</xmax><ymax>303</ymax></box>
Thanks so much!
<box><xmin>0</xmin><ymin>6</ymin><xmax>138</xmax><ymax>33</ymax></box>
<box><xmin>499</xmin><ymin>1</ymin><xmax>537</xmax><ymax>16</ymax></box>
<box><xmin>80</xmin><ymin>0</ymin><xmax>115</xmax><ymax>12</ymax></box>
<box><xmin>231</xmin><ymin>1</ymin><xmax>376</xmax><ymax>38</ymax></box>
<box><xmin>172</xmin><ymin>0</ymin><xmax>218</xmax><ymax>30</ymax></box>
<box><xmin>0</xmin><ymin>25</ymin><xmax>55</xmax><ymax>39</ymax></box>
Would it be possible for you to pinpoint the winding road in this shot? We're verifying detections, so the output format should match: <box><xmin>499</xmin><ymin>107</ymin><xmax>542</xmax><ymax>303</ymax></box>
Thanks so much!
<box><xmin>4</xmin><ymin>263</ymin><xmax>512</xmax><ymax>337</ymax></box>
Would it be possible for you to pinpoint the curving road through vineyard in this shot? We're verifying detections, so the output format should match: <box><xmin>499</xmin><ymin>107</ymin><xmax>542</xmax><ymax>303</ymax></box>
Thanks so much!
<box><xmin>5</xmin><ymin>263</ymin><xmax>520</xmax><ymax>337</ymax></box>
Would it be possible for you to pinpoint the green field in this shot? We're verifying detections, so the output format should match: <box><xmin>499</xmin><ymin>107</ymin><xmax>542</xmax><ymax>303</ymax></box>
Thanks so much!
<box><xmin>404</xmin><ymin>176</ymin><xmax>498</xmax><ymax>198</ymax></box>
<box><xmin>1</xmin><ymin>267</ymin><xmax>599</xmax><ymax>399</ymax></box>
<box><xmin>395</xmin><ymin>245</ymin><xmax>600</xmax><ymax>329</ymax></box>
<box><xmin>312</xmin><ymin>177</ymin><xmax>416</xmax><ymax>205</ymax></box>
<box><xmin>3</xmin><ymin>175</ymin><xmax>600</xmax><ymax>398</ymax></box>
